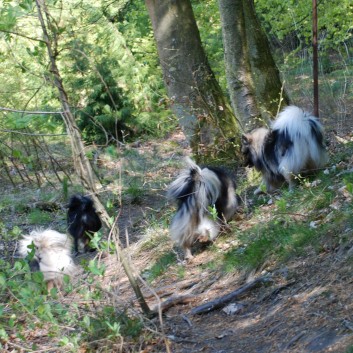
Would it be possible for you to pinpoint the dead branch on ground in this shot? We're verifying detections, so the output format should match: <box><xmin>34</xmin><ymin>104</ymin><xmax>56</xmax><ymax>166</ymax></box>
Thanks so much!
<box><xmin>144</xmin><ymin>278</ymin><xmax>199</xmax><ymax>299</ymax></box>
<box><xmin>190</xmin><ymin>275</ymin><xmax>270</xmax><ymax>315</ymax></box>
<box><xmin>152</xmin><ymin>294</ymin><xmax>196</xmax><ymax>313</ymax></box>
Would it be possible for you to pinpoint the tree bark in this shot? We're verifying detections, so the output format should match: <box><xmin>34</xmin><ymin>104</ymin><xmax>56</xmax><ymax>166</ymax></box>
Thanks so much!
<box><xmin>219</xmin><ymin>0</ymin><xmax>289</xmax><ymax>129</ymax></box>
<box><xmin>35</xmin><ymin>0</ymin><xmax>151</xmax><ymax>317</ymax></box>
<box><xmin>145</xmin><ymin>0</ymin><xmax>240</xmax><ymax>162</ymax></box>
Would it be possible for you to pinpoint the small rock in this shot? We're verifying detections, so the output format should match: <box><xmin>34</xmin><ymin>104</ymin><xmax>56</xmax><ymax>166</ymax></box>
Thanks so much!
<box><xmin>309</xmin><ymin>221</ymin><xmax>318</xmax><ymax>229</ymax></box>
<box><xmin>222</xmin><ymin>302</ymin><xmax>245</xmax><ymax>315</ymax></box>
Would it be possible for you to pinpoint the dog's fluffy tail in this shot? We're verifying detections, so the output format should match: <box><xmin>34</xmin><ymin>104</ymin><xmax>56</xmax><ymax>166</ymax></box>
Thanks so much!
<box><xmin>167</xmin><ymin>157</ymin><xmax>221</xmax><ymax>246</ymax></box>
<box><xmin>272</xmin><ymin>105</ymin><xmax>327</xmax><ymax>174</ymax></box>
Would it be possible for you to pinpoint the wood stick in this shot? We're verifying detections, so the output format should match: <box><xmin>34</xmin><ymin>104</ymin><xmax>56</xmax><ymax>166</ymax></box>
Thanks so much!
<box><xmin>144</xmin><ymin>278</ymin><xmax>198</xmax><ymax>299</ymax></box>
<box><xmin>152</xmin><ymin>294</ymin><xmax>196</xmax><ymax>313</ymax></box>
<box><xmin>190</xmin><ymin>276</ymin><xmax>269</xmax><ymax>315</ymax></box>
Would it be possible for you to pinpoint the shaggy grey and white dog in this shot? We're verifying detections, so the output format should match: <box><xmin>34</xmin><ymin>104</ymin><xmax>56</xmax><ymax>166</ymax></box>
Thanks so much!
<box><xmin>167</xmin><ymin>157</ymin><xmax>239</xmax><ymax>260</ymax></box>
<box><xmin>18</xmin><ymin>229</ymin><xmax>77</xmax><ymax>290</ymax></box>
<box><xmin>241</xmin><ymin>105</ymin><xmax>328</xmax><ymax>194</ymax></box>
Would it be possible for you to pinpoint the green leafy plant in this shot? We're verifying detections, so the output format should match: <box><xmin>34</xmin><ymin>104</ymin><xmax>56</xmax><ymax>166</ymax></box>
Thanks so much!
<box><xmin>208</xmin><ymin>204</ymin><xmax>218</xmax><ymax>221</ymax></box>
<box><xmin>126</xmin><ymin>179</ymin><xmax>143</xmax><ymax>204</ymax></box>
<box><xmin>343</xmin><ymin>174</ymin><xmax>353</xmax><ymax>194</ymax></box>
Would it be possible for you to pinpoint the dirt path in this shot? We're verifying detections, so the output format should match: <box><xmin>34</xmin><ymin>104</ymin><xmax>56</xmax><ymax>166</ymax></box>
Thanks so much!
<box><xmin>109</xmin><ymin>193</ymin><xmax>353</xmax><ymax>353</ymax></box>
<box><xmin>109</xmin><ymin>129</ymin><xmax>353</xmax><ymax>353</ymax></box>
<box><xmin>158</xmin><ymin>251</ymin><xmax>353</xmax><ymax>353</ymax></box>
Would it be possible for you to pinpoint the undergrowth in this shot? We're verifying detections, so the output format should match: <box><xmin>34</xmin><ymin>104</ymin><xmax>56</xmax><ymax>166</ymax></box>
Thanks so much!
<box><xmin>141</xmin><ymin>158</ymin><xmax>353</xmax><ymax>280</ymax></box>
<box><xmin>0</xmin><ymin>229</ymin><xmax>144</xmax><ymax>352</ymax></box>
<box><xmin>1</xmin><ymin>135</ymin><xmax>353</xmax><ymax>352</ymax></box>
<box><xmin>222</xmin><ymin>166</ymin><xmax>353</xmax><ymax>272</ymax></box>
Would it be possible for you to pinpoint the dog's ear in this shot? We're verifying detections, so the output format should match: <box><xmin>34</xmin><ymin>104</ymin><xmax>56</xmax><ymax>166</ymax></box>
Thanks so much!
<box><xmin>241</xmin><ymin>134</ymin><xmax>252</xmax><ymax>146</ymax></box>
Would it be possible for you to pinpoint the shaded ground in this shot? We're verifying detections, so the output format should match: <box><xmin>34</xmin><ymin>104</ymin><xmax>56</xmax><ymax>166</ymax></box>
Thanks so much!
<box><xmin>99</xmin><ymin>128</ymin><xmax>353</xmax><ymax>353</ymax></box>
<box><xmin>2</xmin><ymin>125</ymin><xmax>353</xmax><ymax>353</ymax></box>
<box><xmin>115</xmin><ymin>211</ymin><xmax>353</xmax><ymax>352</ymax></box>
<box><xmin>155</xmin><ymin>249</ymin><xmax>353</xmax><ymax>353</ymax></box>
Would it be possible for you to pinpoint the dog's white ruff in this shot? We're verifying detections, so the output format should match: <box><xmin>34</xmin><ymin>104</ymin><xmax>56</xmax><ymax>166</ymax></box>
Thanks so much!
<box><xmin>19</xmin><ymin>229</ymin><xmax>76</xmax><ymax>283</ymax></box>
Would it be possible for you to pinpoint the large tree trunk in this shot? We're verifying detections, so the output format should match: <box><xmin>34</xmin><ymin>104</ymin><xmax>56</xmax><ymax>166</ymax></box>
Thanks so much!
<box><xmin>219</xmin><ymin>0</ymin><xmax>289</xmax><ymax>130</ymax></box>
<box><xmin>145</xmin><ymin>0</ymin><xmax>240</xmax><ymax>162</ymax></box>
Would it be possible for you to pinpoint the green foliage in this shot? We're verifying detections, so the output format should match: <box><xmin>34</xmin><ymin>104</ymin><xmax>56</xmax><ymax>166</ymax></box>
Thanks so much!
<box><xmin>62</xmin><ymin>176</ymin><xmax>69</xmax><ymax>200</ymax></box>
<box><xmin>255</xmin><ymin>0</ymin><xmax>353</xmax><ymax>49</ymax></box>
<box><xmin>192</xmin><ymin>0</ymin><xmax>226</xmax><ymax>91</ymax></box>
<box><xmin>142</xmin><ymin>251</ymin><xmax>177</xmax><ymax>283</ymax></box>
<box><xmin>224</xmin><ymin>220</ymin><xmax>318</xmax><ymax>271</ymax></box>
<box><xmin>345</xmin><ymin>346</ymin><xmax>353</xmax><ymax>353</ymax></box>
<box><xmin>343</xmin><ymin>170</ymin><xmax>353</xmax><ymax>194</ymax></box>
<box><xmin>82</xmin><ymin>307</ymin><xmax>142</xmax><ymax>342</ymax></box>
<box><xmin>28</xmin><ymin>209</ymin><xmax>52</xmax><ymax>225</ymax></box>
<box><xmin>63</xmin><ymin>31</ymin><xmax>136</xmax><ymax>143</ymax></box>
<box><xmin>60</xmin><ymin>0</ymin><xmax>172</xmax><ymax>144</ymax></box>
<box><xmin>220</xmin><ymin>167</ymin><xmax>353</xmax><ymax>273</ymax></box>
<box><xmin>208</xmin><ymin>204</ymin><xmax>218</xmax><ymax>221</ymax></box>
<box><xmin>86</xmin><ymin>259</ymin><xmax>106</xmax><ymax>277</ymax></box>
<box><xmin>0</xmin><ymin>225</ymin><xmax>143</xmax><ymax>351</ymax></box>
<box><xmin>0</xmin><ymin>0</ymin><xmax>172</xmax><ymax>150</ymax></box>
<box><xmin>0</xmin><ymin>224</ymin><xmax>21</xmax><ymax>260</ymax></box>
<box><xmin>0</xmin><ymin>257</ymin><xmax>75</xmax><ymax>350</ymax></box>
<box><xmin>126</xmin><ymin>179</ymin><xmax>143</xmax><ymax>204</ymax></box>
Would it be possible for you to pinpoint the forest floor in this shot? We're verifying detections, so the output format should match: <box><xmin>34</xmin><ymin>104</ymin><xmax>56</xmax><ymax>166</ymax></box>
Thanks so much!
<box><xmin>105</xmin><ymin>129</ymin><xmax>353</xmax><ymax>353</ymax></box>
<box><xmin>2</xmin><ymin>122</ymin><xmax>353</xmax><ymax>353</ymax></box>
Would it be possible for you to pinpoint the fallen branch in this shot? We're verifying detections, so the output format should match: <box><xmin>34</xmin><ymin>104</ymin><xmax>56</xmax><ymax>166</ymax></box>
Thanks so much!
<box><xmin>260</xmin><ymin>280</ymin><xmax>296</xmax><ymax>302</ymax></box>
<box><xmin>152</xmin><ymin>294</ymin><xmax>196</xmax><ymax>313</ymax></box>
<box><xmin>343</xmin><ymin>319</ymin><xmax>353</xmax><ymax>332</ymax></box>
<box><xmin>190</xmin><ymin>276</ymin><xmax>270</xmax><ymax>315</ymax></box>
<box><xmin>181</xmin><ymin>314</ymin><xmax>193</xmax><ymax>327</ymax></box>
<box><xmin>0</xmin><ymin>106</ymin><xmax>63</xmax><ymax>115</ymax></box>
<box><xmin>282</xmin><ymin>331</ymin><xmax>306</xmax><ymax>350</ymax></box>
<box><xmin>144</xmin><ymin>278</ymin><xmax>199</xmax><ymax>299</ymax></box>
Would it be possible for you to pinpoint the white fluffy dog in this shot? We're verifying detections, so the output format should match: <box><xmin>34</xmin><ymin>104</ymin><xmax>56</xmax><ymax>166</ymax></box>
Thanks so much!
<box><xmin>18</xmin><ymin>229</ymin><xmax>76</xmax><ymax>290</ymax></box>
<box><xmin>241</xmin><ymin>105</ymin><xmax>328</xmax><ymax>194</ymax></box>
<box><xmin>167</xmin><ymin>157</ymin><xmax>239</xmax><ymax>260</ymax></box>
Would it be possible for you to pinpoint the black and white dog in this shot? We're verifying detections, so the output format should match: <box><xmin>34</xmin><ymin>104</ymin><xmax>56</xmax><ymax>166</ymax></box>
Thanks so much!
<box><xmin>241</xmin><ymin>105</ymin><xmax>328</xmax><ymax>194</ymax></box>
<box><xmin>18</xmin><ymin>229</ymin><xmax>76</xmax><ymax>291</ymax></box>
<box><xmin>67</xmin><ymin>195</ymin><xmax>102</xmax><ymax>254</ymax></box>
<box><xmin>167</xmin><ymin>157</ymin><xmax>239</xmax><ymax>260</ymax></box>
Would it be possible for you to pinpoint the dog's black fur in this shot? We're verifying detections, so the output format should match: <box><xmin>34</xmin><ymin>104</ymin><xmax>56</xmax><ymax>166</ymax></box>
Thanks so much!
<box><xmin>167</xmin><ymin>157</ymin><xmax>239</xmax><ymax>260</ymax></box>
<box><xmin>67</xmin><ymin>195</ymin><xmax>102</xmax><ymax>254</ymax></box>
<box><xmin>241</xmin><ymin>105</ymin><xmax>327</xmax><ymax>194</ymax></box>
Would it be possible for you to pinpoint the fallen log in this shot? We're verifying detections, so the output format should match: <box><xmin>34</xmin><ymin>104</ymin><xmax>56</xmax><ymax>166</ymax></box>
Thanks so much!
<box><xmin>190</xmin><ymin>275</ymin><xmax>270</xmax><ymax>315</ymax></box>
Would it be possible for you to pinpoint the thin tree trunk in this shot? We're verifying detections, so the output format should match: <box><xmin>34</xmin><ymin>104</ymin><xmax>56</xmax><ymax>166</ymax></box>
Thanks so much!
<box><xmin>35</xmin><ymin>0</ymin><xmax>151</xmax><ymax>316</ymax></box>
